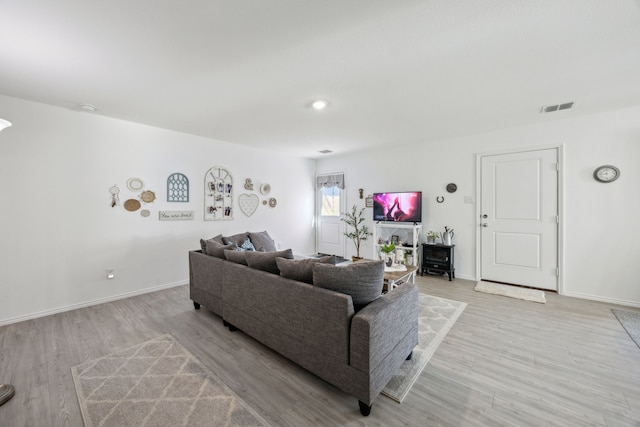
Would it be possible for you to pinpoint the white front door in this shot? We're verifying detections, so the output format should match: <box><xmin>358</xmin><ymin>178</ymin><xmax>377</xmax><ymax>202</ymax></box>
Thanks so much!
<box><xmin>316</xmin><ymin>185</ymin><xmax>345</xmax><ymax>256</ymax></box>
<box><xmin>480</xmin><ymin>148</ymin><xmax>559</xmax><ymax>291</ymax></box>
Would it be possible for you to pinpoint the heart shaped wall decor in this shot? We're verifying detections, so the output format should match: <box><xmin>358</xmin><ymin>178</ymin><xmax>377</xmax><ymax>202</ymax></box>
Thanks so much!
<box><xmin>238</xmin><ymin>194</ymin><xmax>259</xmax><ymax>217</ymax></box>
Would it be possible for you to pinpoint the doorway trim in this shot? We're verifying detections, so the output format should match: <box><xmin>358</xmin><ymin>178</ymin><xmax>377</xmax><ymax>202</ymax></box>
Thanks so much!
<box><xmin>475</xmin><ymin>144</ymin><xmax>565</xmax><ymax>295</ymax></box>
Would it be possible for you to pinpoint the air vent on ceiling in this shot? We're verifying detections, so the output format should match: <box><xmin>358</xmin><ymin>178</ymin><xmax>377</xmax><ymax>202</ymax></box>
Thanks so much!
<box><xmin>318</xmin><ymin>149</ymin><xmax>333</xmax><ymax>154</ymax></box>
<box><xmin>540</xmin><ymin>101</ymin><xmax>575</xmax><ymax>113</ymax></box>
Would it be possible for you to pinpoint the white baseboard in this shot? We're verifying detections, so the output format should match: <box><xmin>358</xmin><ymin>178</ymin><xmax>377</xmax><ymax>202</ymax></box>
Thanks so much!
<box><xmin>0</xmin><ymin>280</ymin><xmax>188</xmax><ymax>327</ymax></box>
<box><xmin>560</xmin><ymin>290</ymin><xmax>640</xmax><ymax>308</ymax></box>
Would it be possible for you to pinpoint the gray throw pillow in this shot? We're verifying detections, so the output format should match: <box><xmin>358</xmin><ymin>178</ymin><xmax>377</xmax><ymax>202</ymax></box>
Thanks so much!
<box><xmin>224</xmin><ymin>249</ymin><xmax>248</xmax><ymax>265</ymax></box>
<box><xmin>200</xmin><ymin>234</ymin><xmax>224</xmax><ymax>254</ymax></box>
<box><xmin>205</xmin><ymin>240</ymin><xmax>235</xmax><ymax>259</ymax></box>
<box><xmin>245</xmin><ymin>249</ymin><xmax>294</xmax><ymax>274</ymax></box>
<box><xmin>248</xmin><ymin>231</ymin><xmax>277</xmax><ymax>252</ymax></box>
<box><xmin>313</xmin><ymin>260</ymin><xmax>385</xmax><ymax>311</ymax></box>
<box><xmin>222</xmin><ymin>232</ymin><xmax>250</xmax><ymax>247</ymax></box>
<box><xmin>276</xmin><ymin>256</ymin><xmax>335</xmax><ymax>284</ymax></box>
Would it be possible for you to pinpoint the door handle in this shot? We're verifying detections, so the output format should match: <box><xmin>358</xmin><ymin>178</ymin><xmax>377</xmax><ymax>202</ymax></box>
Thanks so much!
<box><xmin>482</xmin><ymin>214</ymin><xmax>488</xmax><ymax>218</ymax></box>
<box><xmin>481</xmin><ymin>223</ymin><xmax>488</xmax><ymax>227</ymax></box>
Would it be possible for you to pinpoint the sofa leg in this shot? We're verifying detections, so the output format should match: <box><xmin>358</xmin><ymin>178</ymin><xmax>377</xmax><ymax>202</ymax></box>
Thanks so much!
<box><xmin>406</xmin><ymin>351</ymin><xmax>413</xmax><ymax>361</ymax></box>
<box><xmin>226</xmin><ymin>322</ymin><xmax>239</xmax><ymax>332</ymax></box>
<box><xmin>193</xmin><ymin>301</ymin><xmax>200</xmax><ymax>310</ymax></box>
<box><xmin>358</xmin><ymin>401</ymin><xmax>372</xmax><ymax>416</ymax></box>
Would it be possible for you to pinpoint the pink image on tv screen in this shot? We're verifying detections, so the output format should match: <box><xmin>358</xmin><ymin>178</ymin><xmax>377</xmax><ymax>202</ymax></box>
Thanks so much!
<box><xmin>372</xmin><ymin>191</ymin><xmax>421</xmax><ymax>222</ymax></box>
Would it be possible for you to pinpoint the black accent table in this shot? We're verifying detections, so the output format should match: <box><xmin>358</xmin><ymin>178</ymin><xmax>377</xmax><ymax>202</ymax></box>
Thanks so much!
<box><xmin>421</xmin><ymin>244</ymin><xmax>455</xmax><ymax>281</ymax></box>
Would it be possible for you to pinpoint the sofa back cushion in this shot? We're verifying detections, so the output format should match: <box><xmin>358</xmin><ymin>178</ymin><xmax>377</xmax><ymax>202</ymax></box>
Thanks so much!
<box><xmin>276</xmin><ymin>256</ymin><xmax>335</xmax><ymax>284</ymax></box>
<box><xmin>200</xmin><ymin>234</ymin><xmax>224</xmax><ymax>254</ymax></box>
<box><xmin>248</xmin><ymin>230</ymin><xmax>277</xmax><ymax>252</ymax></box>
<box><xmin>222</xmin><ymin>232</ymin><xmax>250</xmax><ymax>247</ymax></box>
<box><xmin>205</xmin><ymin>240</ymin><xmax>236</xmax><ymax>259</ymax></box>
<box><xmin>245</xmin><ymin>249</ymin><xmax>294</xmax><ymax>274</ymax></box>
<box><xmin>224</xmin><ymin>249</ymin><xmax>248</xmax><ymax>265</ymax></box>
<box><xmin>313</xmin><ymin>260</ymin><xmax>385</xmax><ymax>311</ymax></box>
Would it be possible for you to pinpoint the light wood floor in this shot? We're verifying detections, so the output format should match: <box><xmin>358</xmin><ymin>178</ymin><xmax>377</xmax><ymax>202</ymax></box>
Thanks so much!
<box><xmin>1</xmin><ymin>276</ymin><xmax>640</xmax><ymax>426</ymax></box>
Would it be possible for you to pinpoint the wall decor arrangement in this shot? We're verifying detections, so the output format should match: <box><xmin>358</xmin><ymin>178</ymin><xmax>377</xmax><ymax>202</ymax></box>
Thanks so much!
<box><xmin>140</xmin><ymin>190</ymin><xmax>156</xmax><ymax>203</ymax></box>
<box><xmin>124</xmin><ymin>199</ymin><xmax>141</xmax><ymax>212</ymax></box>
<box><xmin>108</xmin><ymin>185</ymin><xmax>120</xmax><ymax>207</ymax></box>
<box><xmin>167</xmin><ymin>173</ymin><xmax>189</xmax><ymax>202</ymax></box>
<box><xmin>159</xmin><ymin>210</ymin><xmax>195</xmax><ymax>221</ymax></box>
<box><xmin>126</xmin><ymin>177</ymin><xmax>144</xmax><ymax>192</ymax></box>
<box><xmin>204</xmin><ymin>166</ymin><xmax>233</xmax><ymax>220</ymax></box>
<box><xmin>238</xmin><ymin>193</ymin><xmax>259</xmax><ymax>217</ymax></box>
<box><xmin>244</xmin><ymin>178</ymin><xmax>254</xmax><ymax>191</ymax></box>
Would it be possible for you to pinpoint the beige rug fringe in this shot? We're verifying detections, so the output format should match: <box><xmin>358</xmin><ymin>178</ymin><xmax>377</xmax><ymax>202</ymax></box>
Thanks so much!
<box><xmin>475</xmin><ymin>281</ymin><xmax>546</xmax><ymax>304</ymax></box>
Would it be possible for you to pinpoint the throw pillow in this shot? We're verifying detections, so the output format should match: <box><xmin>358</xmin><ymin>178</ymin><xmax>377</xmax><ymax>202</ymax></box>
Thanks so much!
<box><xmin>238</xmin><ymin>238</ymin><xmax>256</xmax><ymax>251</ymax></box>
<box><xmin>199</xmin><ymin>234</ymin><xmax>224</xmax><ymax>254</ymax></box>
<box><xmin>276</xmin><ymin>256</ymin><xmax>335</xmax><ymax>284</ymax></box>
<box><xmin>205</xmin><ymin>240</ymin><xmax>236</xmax><ymax>259</ymax></box>
<box><xmin>224</xmin><ymin>249</ymin><xmax>248</xmax><ymax>265</ymax></box>
<box><xmin>313</xmin><ymin>260</ymin><xmax>385</xmax><ymax>311</ymax></box>
<box><xmin>222</xmin><ymin>232</ymin><xmax>250</xmax><ymax>247</ymax></box>
<box><xmin>245</xmin><ymin>249</ymin><xmax>294</xmax><ymax>274</ymax></box>
<box><xmin>248</xmin><ymin>231</ymin><xmax>277</xmax><ymax>252</ymax></box>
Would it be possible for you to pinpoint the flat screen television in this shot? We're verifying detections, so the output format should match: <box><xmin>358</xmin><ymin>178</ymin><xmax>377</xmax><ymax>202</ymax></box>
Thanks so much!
<box><xmin>373</xmin><ymin>191</ymin><xmax>422</xmax><ymax>223</ymax></box>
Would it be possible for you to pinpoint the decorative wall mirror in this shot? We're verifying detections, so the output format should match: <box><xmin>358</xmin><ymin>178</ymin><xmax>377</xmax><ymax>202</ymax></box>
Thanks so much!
<box><xmin>204</xmin><ymin>166</ymin><xmax>233</xmax><ymax>220</ymax></box>
<box><xmin>167</xmin><ymin>173</ymin><xmax>189</xmax><ymax>202</ymax></box>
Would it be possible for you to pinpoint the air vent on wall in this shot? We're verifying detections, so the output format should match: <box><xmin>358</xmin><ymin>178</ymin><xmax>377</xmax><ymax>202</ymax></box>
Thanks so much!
<box><xmin>540</xmin><ymin>101</ymin><xmax>575</xmax><ymax>113</ymax></box>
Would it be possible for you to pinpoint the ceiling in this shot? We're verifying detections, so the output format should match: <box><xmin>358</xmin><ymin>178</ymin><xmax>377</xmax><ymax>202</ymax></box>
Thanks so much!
<box><xmin>1</xmin><ymin>0</ymin><xmax>639</xmax><ymax>158</ymax></box>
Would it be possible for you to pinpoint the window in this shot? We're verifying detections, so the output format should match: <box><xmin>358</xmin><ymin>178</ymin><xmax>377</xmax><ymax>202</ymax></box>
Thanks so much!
<box><xmin>320</xmin><ymin>186</ymin><xmax>341</xmax><ymax>216</ymax></box>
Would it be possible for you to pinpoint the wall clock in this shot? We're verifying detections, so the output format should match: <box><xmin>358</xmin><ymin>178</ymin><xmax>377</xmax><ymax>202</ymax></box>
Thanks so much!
<box><xmin>446</xmin><ymin>183</ymin><xmax>457</xmax><ymax>193</ymax></box>
<box><xmin>593</xmin><ymin>165</ymin><xmax>620</xmax><ymax>183</ymax></box>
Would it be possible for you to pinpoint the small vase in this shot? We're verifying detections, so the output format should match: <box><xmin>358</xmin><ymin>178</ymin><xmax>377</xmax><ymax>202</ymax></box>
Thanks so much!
<box><xmin>384</xmin><ymin>253</ymin><xmax>395</xmax><ymax>267</ymax></box>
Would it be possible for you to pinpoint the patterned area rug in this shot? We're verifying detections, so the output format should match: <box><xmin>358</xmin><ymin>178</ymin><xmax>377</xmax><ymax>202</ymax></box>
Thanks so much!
<box><xmin>71</xmin><ymin>335</ymin><xmax>271</xmax><ymax>427</ymax></box>
<box><xmin>382</xmin><ymin>294</ymin><xmax>467</xmax><ymax>402</ymax></box>
<box><xmin>612</xmin><ymin>308</ymin><xmax>640</xmax><ymax>349</ymax></box>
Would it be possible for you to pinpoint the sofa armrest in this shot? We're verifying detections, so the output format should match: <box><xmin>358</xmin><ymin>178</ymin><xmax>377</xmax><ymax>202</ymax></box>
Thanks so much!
<box><xmin>350</xmin><ymin>283</ymin><xmax>419</xmax><ymax>373</ymax></box>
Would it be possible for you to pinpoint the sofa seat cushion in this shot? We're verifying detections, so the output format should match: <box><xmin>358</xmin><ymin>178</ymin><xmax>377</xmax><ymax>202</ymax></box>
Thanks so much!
<box><xmin>224</xmin><ymin>249</ymin><xmax>248</xmax><ymax>265</ymax></box>
<box><xmin>248</xmin><ymin>230</ymin><xmax>277</xmax><ymax>252</ymax></box>
<box><xmin>204</xmin><ymin>240</ymin><xmax>236</xmax><ymax>259</ymax></box>
<box><xmin>313</xmin><ymin>260</ymin><xmax>385</xmax><ymax>311</ymax></box>
<box><xmin>245</xmin><ymin>248</ymin><xmax>294</xmax><ymax>274</ymax></box>
<box><xmin>276</xmin><ymin>256</ymin><xmax>335</xmax><ymax>284</ymax></box>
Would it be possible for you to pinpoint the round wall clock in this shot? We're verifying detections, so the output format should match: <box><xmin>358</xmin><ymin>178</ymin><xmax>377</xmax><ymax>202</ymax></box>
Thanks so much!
<box><xmin>446</xmin><ymin>183</ymin><xmax>457</xmax><ymax>193</ymax></box>
<box><xmin>593</xmin><ymin>165</ymin><xmax>620</xmax><ymax>183</ymax></box>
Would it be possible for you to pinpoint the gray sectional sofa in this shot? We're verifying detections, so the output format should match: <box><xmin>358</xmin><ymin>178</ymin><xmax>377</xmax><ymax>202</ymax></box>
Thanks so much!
<box><xmin>189</xmin><ymin>231</ymin><xmax>419</xmax><ymax>416</ymax></box>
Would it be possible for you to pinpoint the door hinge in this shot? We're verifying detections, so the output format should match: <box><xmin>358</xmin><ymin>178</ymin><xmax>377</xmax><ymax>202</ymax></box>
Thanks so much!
<box><xmin>555</xmin><ymin>163</ymin><xmax>559</xmax><ymax>171</ymax></box>
<box><xmin>555</xmin><ymin>215</ymin><xmax>559</xmax><ymax>224</ymax></box>
<box><xmin>555</xmin><ymin>268</ymin><xmax>560</xmax><ymax>277</ymax></box>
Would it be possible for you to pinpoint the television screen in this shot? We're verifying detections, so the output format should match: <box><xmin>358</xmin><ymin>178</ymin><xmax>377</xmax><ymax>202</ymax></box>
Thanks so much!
<box><xmin>373</xmin><ymin>191</ymin><xmax>422</xmax><ymax>223</ymax></box>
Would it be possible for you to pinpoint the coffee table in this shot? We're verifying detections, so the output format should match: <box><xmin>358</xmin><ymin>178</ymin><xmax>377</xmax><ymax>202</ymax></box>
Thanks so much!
<box><xmin>383</xmin><ymin>265</ymin><xmax>418</xmax><ymax>293</ymax></box>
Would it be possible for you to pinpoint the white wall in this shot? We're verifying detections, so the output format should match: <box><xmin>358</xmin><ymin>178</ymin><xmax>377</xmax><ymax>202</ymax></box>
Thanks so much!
<box><xmin>317</xmin><ymin>105</ymin><xmax>640</xmax><ymax>307</ymax></box>
<box><xmin>0</xmin><ymin>95</ymin><xmax>316</xmax><ymax>324</ymax></box>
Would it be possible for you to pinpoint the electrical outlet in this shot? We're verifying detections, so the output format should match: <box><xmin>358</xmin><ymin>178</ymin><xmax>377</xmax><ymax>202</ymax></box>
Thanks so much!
<box><xmin>464</xmin><ymin>196</ymin><xmax>475</xmax><ymax>204</ymax></box>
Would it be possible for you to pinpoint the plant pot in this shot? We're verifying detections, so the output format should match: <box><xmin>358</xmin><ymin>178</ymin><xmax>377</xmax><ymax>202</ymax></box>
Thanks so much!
<box><xmin>352</xmin><ymin>256</ymin><xmax>364</xmax><ymax>262</ymax></box>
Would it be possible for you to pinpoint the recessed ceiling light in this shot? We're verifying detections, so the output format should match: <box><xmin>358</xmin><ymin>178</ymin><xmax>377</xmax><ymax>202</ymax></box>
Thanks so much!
<box><xmin>80</xmin><ymin>104</ymin><xmax>97</xmax><ymax>112</ymax></box>
<box><xmin>311</xmin><ymin>100</ymin><xmax>329</xmax><ymax>110</ymax></box>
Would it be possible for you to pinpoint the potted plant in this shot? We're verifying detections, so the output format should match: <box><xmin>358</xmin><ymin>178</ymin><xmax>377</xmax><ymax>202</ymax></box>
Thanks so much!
<box><xmin>341</xmin><ymin>205</ymin><xmax>372</xmax><ymax>261</ymax></box>
<box><xmin>427</xmin><ymin>230</ymin><xmax>439</xmax><ymax>244</ymax></box>
<box><xmin>380</xmin><ymin>243</ymin><xmax>396</xmax><ymax>267</ymax></box>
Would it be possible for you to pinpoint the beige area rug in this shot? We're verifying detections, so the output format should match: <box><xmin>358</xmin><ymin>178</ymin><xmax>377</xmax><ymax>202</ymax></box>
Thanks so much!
<box><xmin>71</xmin><ymin>334</ymin><xmax>271</xmax><ymax>427</ymax></box>
<box><xmin>382</xmin><ymin>294</ymin><xmax>467</xmax><ymax>403</ymax></box>
<box><xmin>475</xmin><ymin>280</ymin><xmax>546</xmax><ymax>304</ymax></box>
